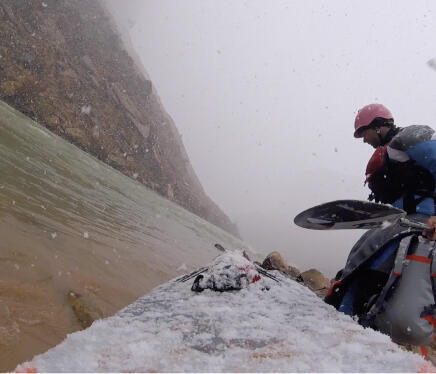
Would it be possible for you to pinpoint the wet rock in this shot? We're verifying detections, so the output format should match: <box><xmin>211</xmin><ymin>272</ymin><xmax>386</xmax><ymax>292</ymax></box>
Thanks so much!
<box><xmin>261</xmin><ymin>251</ymin><xmax>288</xmax><ymax>272</ymax></box>
<box><xmin>285</xmin><ymin>265</ymin><xmax>301</xmax><ymax>279</ymax></box>
<box><xmin>261</xmin><ymin>251</ymin><xmax>301</xmax><ymax>280</ymax></box>
<box><xmin>297</xmin><ymin>269</ymin><xmax>330</xmax><ymax>291</ymax></box>
<box><xmin>214</xmin><ymin>243</ymin><xmax>226</xmax><ymax>252</ymax></box>
<box><xmin>67</xmin><ymin>291</ymin><xmax>95</xmax><ymax>330</ymax></box>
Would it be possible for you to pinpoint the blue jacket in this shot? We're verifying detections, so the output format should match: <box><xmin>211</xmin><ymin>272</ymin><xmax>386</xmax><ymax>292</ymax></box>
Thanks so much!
<box><xmin>388</xmin><ymin>125</ymin><xmax>436</xmax><ymax>215</ymax></box>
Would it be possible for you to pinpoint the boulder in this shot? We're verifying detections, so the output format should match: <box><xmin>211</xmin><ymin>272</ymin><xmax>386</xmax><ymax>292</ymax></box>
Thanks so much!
<box><xmin>297</xmin><ymin>269</ymin><xmax>330</xmax><ymax>291</ymax></box>
<box><xmin>67</xmin><ymin>291</ymin><xmax>97</xmax><ymax>330</ymax></box>
<box><xmin>261</xmin><ymin>251</ymin><xmax>288</xmax><ymax>273</ymax></box>
<box><xmin>285</xmin><ymin>265</ymin><xmax>301</xmax><ymax>279</ymax></box>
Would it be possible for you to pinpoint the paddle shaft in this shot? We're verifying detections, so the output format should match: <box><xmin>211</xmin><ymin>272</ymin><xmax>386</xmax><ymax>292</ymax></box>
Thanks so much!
<box><xmin>399</xmin><ymin>218</ymin><xmax>432</xmax><ymax>231</ymax></box>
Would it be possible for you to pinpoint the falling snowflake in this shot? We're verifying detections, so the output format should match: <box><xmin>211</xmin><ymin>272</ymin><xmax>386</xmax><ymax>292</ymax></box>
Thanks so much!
<box><xmin>81</xmin><ymin>105</ymin><xmax>92</xmax><ymax>115</ymax></box>
<box><xmin>427</xmin><ymin>58</ymin><xmax>436</xmax><ymax>71</ymax></box>
<box><xmin>177</xmin><ymin>263</ymin><xmax>188</xmax><ymax>271</ymax></box>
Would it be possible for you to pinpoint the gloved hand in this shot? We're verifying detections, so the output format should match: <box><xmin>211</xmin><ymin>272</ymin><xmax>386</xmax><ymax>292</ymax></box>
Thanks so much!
<box><xmin>423</xmin><ymin>216</ymin><xmax>436</xmax><ymax>240</ymax></box>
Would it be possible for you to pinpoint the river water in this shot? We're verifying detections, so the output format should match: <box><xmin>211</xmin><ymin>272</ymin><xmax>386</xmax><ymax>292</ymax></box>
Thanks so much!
<box><xmin>0</xmin><ymin>101</ymin><xmax>250</xmax><ymax>371</ymax></box>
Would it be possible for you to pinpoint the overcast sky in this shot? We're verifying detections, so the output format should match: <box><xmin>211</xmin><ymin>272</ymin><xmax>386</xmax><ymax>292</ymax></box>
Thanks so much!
<box><xmin>106</xmin><ymin>0</ymin><xmax>436</xmax><ymax>277</ymax></box>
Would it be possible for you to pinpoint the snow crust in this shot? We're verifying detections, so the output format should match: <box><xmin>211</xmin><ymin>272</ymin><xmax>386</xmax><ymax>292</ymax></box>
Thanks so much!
<box><xmin>16</xmin><ymin>251</ymin><xmax>431</xmax><ymax>372</ymax></box>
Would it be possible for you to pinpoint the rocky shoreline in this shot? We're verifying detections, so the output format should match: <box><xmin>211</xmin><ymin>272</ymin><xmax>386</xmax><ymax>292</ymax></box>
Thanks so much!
<box><xmin>259</xmin><ymin>251</ymin><xmax>330</xmax><ymax>299</ymax></box>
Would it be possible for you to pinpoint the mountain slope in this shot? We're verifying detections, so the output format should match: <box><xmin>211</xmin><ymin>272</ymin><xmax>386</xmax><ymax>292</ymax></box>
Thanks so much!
<box><xmin>0</xmin><ymin>0</ymin><xmax>238</xmax><ymax>236</ymax></box>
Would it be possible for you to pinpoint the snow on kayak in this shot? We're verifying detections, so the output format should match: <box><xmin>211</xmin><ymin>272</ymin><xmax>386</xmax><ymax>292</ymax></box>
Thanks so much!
<box><xmin>16</xmin><ymin>251</ymin><xmax>432</xmax><ymax>372</ymax></box>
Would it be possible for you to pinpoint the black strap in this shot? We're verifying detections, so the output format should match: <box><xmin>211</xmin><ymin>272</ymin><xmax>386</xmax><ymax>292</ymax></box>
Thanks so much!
<box><xmin>359</xmin><ymin>235</ymin><xmax>413</xmax><ymax>327</ymax></box>
<box><xmin>403</xmin><ymin>194</ymin><xmax>417</xmax><ymax>214</ymax></box>
<box><xmin>380</xmin><ymin>126</ymin><xmax>401</xmax><ymax>146</ymax></box>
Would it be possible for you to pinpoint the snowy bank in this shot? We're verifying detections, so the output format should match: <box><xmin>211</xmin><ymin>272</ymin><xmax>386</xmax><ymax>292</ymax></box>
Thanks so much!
<box><xmin>16</xmin><ymin>251</ymin><xmax>432</xmax><ymax>372</ymax></box>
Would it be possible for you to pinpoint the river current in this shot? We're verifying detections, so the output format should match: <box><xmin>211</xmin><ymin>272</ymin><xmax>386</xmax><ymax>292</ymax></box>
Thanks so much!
<box><xmin>0</xmin><ymin>101</ymin><xmax>249</xmax><ymax>370</ymax></box>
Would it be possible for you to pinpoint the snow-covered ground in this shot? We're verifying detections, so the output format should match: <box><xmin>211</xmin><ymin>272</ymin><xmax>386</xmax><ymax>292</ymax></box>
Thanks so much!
<box><xmin>16</xmin><ymin>251</ymin><xmax>432</xmax><ymax>372</ymax></box>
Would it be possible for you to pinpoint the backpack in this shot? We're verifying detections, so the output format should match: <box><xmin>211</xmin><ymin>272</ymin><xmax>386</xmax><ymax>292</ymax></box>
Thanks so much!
<box><xmin>326</xmin><ymin>232</ymin><xmax>436</xmax><ymax>347</ymax></box>
<box><xmin>361</xmin><ymin>234</ymin><xmax>436</xmax><ymax>346</ymax></box>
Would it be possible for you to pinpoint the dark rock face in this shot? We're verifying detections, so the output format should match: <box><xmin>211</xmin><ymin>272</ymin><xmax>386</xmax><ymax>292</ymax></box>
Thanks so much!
<box><xmin>0</xmin><ymin>0</ymin><xmax>239</xmax><ymax>237</ymax></box>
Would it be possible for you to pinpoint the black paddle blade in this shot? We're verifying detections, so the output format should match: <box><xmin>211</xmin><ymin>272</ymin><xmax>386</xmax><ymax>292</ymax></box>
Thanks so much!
<box><xmin>293</xmin><ymin>199</ymin><xmax>406</xmax><ymax>230</ymax></box>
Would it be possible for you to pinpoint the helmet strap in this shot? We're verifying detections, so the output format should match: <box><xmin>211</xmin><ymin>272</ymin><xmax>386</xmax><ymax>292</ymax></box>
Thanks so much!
<box><xmin>375</xmin><ymin>128</ymin><xmax>384</xmax><ymax>144</ymax></box>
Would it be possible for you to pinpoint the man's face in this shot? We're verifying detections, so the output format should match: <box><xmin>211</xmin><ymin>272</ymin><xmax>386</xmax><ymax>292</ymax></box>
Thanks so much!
<box><xmin>360</xmin><ymin>128</ymin><xmax>380</xmax><ymax>148</ymax></box>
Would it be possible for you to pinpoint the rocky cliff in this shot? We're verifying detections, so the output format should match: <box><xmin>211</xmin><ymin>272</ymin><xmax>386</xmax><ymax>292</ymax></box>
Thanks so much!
<box><xmin>0</xmin><ymin>0</ymin><xmax>239</xmax><ymax>237</ymax></box>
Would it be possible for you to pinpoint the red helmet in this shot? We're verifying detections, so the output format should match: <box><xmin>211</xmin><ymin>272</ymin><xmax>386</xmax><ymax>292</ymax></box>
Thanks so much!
<box><xmin>354</xmin><ymin>104</ymin><xmax>393</xmax><ymax>138</ymax></box>
<box><xmin>365</xmin><ymin>145</ymin><xmax>388</xmax><ymax>182</ymax></box>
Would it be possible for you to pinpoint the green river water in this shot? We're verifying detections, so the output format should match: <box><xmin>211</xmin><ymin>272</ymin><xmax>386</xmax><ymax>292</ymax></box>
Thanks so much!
<box><xmin>0</xmin><ymin>100</ymin><xmax>250</xmax><ymax>371</ymax></box>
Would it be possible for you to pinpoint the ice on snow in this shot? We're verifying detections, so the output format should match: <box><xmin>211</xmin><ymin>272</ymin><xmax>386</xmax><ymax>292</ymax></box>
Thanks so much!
<box><xmin>16</xmin><ymin>251</ymin><xmax>431</xmax><ymax>372</ymax></box>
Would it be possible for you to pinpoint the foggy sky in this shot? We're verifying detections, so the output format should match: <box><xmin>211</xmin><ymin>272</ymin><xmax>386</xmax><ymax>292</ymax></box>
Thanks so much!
<box><xmin>107</xmin><ymin>0</ymin><xmax>436</xmax><ymax>277</ymax></box>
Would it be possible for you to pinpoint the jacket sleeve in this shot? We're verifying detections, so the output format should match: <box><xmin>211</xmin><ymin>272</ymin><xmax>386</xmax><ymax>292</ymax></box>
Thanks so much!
<box><xmin>405</xmin><ymin>140</ymin><xmax>436</xmax><ymax>183</ymax></box>
<box><xmin>387</xmin><ymin>125</ymin><xmax>435</xmax><ymax>164</ymax></box>
<box><xmin>387</xmin><ymin>125</ymin><xmax>436</xmax><ymax>191</ymax></box>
